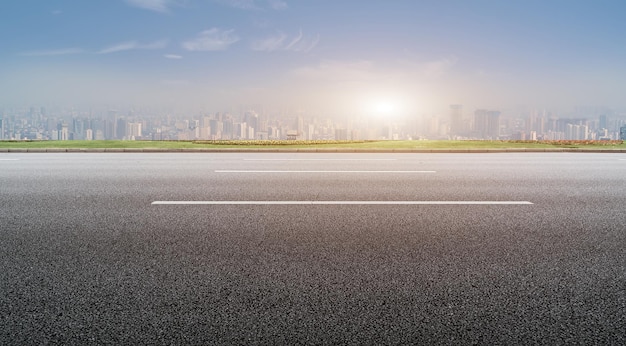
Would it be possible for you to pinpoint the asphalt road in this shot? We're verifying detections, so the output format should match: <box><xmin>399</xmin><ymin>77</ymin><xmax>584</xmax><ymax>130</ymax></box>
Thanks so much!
<box><xmin>1</xmin><ymin>153</ymin><xmax>625</xmax><ymax>345</ymax></box>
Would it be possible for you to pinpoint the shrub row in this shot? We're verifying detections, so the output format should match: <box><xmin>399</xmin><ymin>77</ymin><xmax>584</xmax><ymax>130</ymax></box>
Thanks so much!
<box><xmin>474</xmin><ymin>140</ymin><xmax>624</xmax><ymax>146</ymax></box>
<box><xmin>192</xmin><ymin>140</ymin><xmax>372</xmax><ymax>146</ymax></box>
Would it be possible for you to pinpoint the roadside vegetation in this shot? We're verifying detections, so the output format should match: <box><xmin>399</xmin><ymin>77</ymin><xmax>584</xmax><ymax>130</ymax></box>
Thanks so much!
<box><xmin>0</xmin><ymin>139</ymin><xmax>625</xmax><ymax>150</ymax></box>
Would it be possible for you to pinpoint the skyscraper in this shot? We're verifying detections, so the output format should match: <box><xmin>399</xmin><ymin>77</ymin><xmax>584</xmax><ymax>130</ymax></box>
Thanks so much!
<box><xmin>449</xmin><ymin>104</ymin><xmax>463</xmax><ymax>137</ymax></box>
<box><xmin>58</xmin><ymin>122</ymin><xmax>69</xmax><ymax>141</ymax></box>
<box><xmin>599</xmin><ymin>114</ymin><xmax>608</xmax><ymax>130</ymax></box>
<box><xmin>474</xmin><ymin>110</ymin><xmax>500</xmax><ymax>139</ymax></box>
<box><xmin>620</xmin><ymin>125</ymin><xmax>626</xmax><ymax>140</ymax></box>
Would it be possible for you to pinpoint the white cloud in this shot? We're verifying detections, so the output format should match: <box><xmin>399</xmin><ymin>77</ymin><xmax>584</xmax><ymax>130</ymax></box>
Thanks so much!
<box><xmin>182</xmin><ymin>28</ymin><xmax>239</xmax><ymax>51</ymax></box>
<box><xmin>284</xmin><ymin>30</ymin><xmax>302</xmax><ymax>50</ymax></box>
<box><xmin>125</xmin><ymin>0</ymin><xmax>179</xmax><ymax>13</ymax></box>
<box><xmin>215</xmin><ymin>0</ymin><xmax>287</xmax><ymax>10</ymax></box>
<box><xmin>20</xmin><ymin>48</ymin><xmax>84</xmax><ymax>56</ymax></box>
<box><xmin>287</xmin><ymin>32</ymin><xmax>319</xmax><ymax>52</ymax></box>
<box><xmin>98</xmin><ymin>40</ymin><xmax>168</xmax><ymax>54</ymax></box>
<box><xmin>141</xmin><ymin>40</ymin><xmax>169</xmax><ymax>49</ymax></box>
<box><xmin>99</xmin><ymin>41</ymin><xmax>139</xmax><ymax>54</ymax></box>
<box><xmin>164</xmin><ymin>54</ymin><xmax>183</xmax><ymax>59</ymax></box>
<box><xmin>216</xmin><ymin>0</ymin><xmax>257</xmax><ymax>10</ymax></box>
<box><xmin>51</xmin><ymin>10</ymin><xmax>63</xmax><ymax>15</ymax></box>
<box><xmin>252</xmin><ymin>30</ymin><xmax>319</xmax><ymax>52</ymax></box>
<box><xmin>267</xmin><ymin>0</ymin><xmax>287</xmax><ymax>10</ymax></box>
<box><xmin>251</xmin><ymin>33</ymin><xmax>287</xmax><ymax>51</ymax></box>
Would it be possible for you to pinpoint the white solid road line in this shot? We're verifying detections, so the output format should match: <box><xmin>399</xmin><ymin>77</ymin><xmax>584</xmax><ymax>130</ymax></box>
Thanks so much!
<box><xmin>0</xmin><ymin>159</ymin><xmax>19</xmax><ymax>161</ymax></box>
<box><xmin>215</xmin><ymin>170</ymin><xmax>436</xmax><ymax>173</ymax></box>
<box><xmin>243</xmin><ymin>159</ymin><xmax>398</xmax><ymax>161</ymax></box>
<box><xmin>152</xmin><ymin>201</ymin><xmax>533</xmax><ymax>205</ymax></box>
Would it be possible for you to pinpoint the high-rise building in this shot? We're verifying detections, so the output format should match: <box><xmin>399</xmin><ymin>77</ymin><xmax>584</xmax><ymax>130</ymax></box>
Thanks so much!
<box><xmin>449</xmin><ymin>104</ymin><xmax>463</xmax><ymax>137</ymax></box>
<box><xmin>566</xmin><ymin>124</ymin><xmax>588</xmax><ymax>140</ymax></box>
<box><xmin>620</xmin><ymin>125</ymin><xmax>626</xmax><ymax>140</ymax></box>
<box><xmin>474</xmin><ymin>110</ymin><xmax>501</xmax><ymax>139</ymax></box>
<box><xmin>85</xmin><ymin>129</ymin><xmax>93</xmax><ymax>141</ymax></box>
<box><xmin>599</xmin><ymin>114</ymin><xmax>608</xmax><ymax>130</ymax></box>
<box><xmin>116</xmin><ymin>118</ymin><xmax>127</xmax><ymax>139</ymax></box>
<box><xmin>72</xmin><ymin>118</ymin><xmax>85</xmax><ymax>140</ymax></box>
<box><xmin>295</xmin><ymin>115</ymin><xmax>304</xmax><ymax>136</ymax></box>
<box><xmin>58</xmin><ymin>122</ymin><xmax>69</xmax><ymax>141</ymax></box>
<box><xmin>335</xmin><ymin>128</ymin><xmax>348</xmax><ymax>140</ymax></box>
<box><xmin>244</xmin><ymin>111</ymin><xmax>258</xmax><ymax>132</ymax></box>
<box><xmin>126</xmin><ymin>122</ymin><xmax>142</xmax><ymax>139</ymax></box>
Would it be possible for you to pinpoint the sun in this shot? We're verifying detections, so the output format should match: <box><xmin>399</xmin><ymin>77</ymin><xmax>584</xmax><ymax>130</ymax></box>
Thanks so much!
<box><xmin>374</xmin><ymin>101</ymin><xmax>395</xmax><ymax>113</ymax></box>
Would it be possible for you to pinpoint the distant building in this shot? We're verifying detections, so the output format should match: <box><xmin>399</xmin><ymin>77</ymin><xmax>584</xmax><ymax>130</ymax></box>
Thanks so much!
<box><xmin>565</xmin><ymin>124</ymin><xmax>588</xmax><ymax>140</ymax></box>
<box><xmin>599</xmin><ymin>114</ymin><xmax>608</xmax><ymax>130</ymax></box>
<box><xmin>449</xmin><ymin>104</ymin><xmax>463</xmax><ymax>137</ymax></box>
<box><xmin>58</xmin><ymin>122</ymin><xmax>69</xmax><ymax>141</ymax></box>
<box><xmin>335</xmin><ymin>128</ymin><xmax>348</xmax><ymax>140</ymax></box>
<box><xmin>286</xmin><ymin>130</ymin><xmax>298</xmax><ymax>140</ymax></box>
<box><xmin>474</xmin><ymin>110</ymin><xmax>500</xmax><ymax>139</ymax></box>
<box><xmin>620</xmin><ymin>125</ymin><xmax>626</xmax><ymax>140</ymax></box>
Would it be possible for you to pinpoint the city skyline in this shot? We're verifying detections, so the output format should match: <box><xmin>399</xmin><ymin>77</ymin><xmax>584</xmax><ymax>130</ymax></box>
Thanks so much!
<box><xmin>2</xmin><ymin>102</ymin><xmax>625</xmax><ymax>142</ymax></box>
<box><xmin>2</xmin><ymin>1</ymin><xmax>626</xmax><ymax>114</ymax></box>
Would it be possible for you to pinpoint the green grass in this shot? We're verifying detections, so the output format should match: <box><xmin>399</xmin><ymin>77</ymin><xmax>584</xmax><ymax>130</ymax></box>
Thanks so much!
<box><xmin>1</xmin><ymin>139</ymin><xmax>625</xmax><ymax>150</ymax></box>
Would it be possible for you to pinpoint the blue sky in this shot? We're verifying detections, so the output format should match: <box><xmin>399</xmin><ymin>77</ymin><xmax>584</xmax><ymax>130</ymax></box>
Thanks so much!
<box><xmin>1</xmin><ymin>0</ymin><xmax>626</xmax><ymax>114</ymax></box>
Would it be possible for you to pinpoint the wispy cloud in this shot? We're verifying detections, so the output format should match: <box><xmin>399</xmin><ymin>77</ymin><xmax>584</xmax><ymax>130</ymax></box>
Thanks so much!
<box><xmin>215</xmin><ymin>0</ymin><xmax>287</xmax><ymax>10</ymax></box>
<box><xmin>20</xmin><ymin>48</ymin><xmax>84</xmax><ymax>57</ymax></box>
<box><xmin>286</xmin><ymin>31</ymin><xmax>319</xmax><ymax>52</ymax></box>
<box><xmin>125</xmin><ymin>0</ymin><xmax>181</xmax><ymax>13</ymax></box>
<box><xmin>267</xmin><ymin>0</ymin><xmax>287</xmax><ymax>10</ymax></box>
<box><xmin>98</xmin><ymin>40</ymin><xmax>168</xmax><ymax>54</ymax></box>
<box><xmin>51</xmin><ymin>10</ymin><xmax>63</xmax><ymax>15</ymax></box>
<box><xmin>251</xmin><ymin>33</ymin><xmax>287</xmax><ymax>51</ymax></box>
<box><xmin>164</xmin><ymin>54</ymin><xmax>183</xmax><ymax>59</ymax></box>
<box><xmin>252</xmin><ymin>30</ymin><xmax>319</xmax><ymax>52</ymax></box>
<box><xmin>142</xmin><ymin>40</ymin><xmax>169</xmax><ymax>49</ymax></box>
<box><xmin>284</xmin><ymin>31</ymin><xmax>303</xmax><ymax>50</ymax></box>
<box><xmin>99</xmin><ymin>42</ymin><xmax>139</xmax><ymax>54</ymax></box>
<box><xmin>215</xmin><ymin>0</ymin><xmax>257</xmax><ymax>10</ymax></box>
<box><xmin>182</xmin><ymin>28</ymin><xmax>239</xmax><ymax>51</ymax></box>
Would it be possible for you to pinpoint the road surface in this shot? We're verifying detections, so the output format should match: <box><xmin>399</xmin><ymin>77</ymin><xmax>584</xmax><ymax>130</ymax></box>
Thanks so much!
<box><xmin>1</xmin><ymin>153</ymin><xmax>624</xmax><ymax>344</ymax></box>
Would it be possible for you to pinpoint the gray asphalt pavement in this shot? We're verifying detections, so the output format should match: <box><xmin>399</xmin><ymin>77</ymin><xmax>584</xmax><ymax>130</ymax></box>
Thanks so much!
<box><xmin>1</xmin><ymin>153</ymin><xmax>625</xmax><ymax>344</ymax></box>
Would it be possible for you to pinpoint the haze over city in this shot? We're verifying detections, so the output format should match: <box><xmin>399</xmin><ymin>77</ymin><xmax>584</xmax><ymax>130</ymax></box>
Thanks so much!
<box><xmin>2</xmin><ymin>0</ymin><xmax>626</xmax><ymax>116</ymax></box>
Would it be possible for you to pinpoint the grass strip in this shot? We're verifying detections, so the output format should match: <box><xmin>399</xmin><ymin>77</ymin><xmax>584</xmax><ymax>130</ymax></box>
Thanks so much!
<box><xmin>0</xmin><ymin>139</ymin><xmax>624</xmax><ymax>150</ymax></box>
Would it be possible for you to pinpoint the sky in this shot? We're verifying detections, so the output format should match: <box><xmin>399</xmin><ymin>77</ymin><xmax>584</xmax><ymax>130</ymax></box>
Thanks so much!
<box><xmin>1</xmin><ymin>0</ymin><xmax>626</xmax><ymax>116</ymax></box>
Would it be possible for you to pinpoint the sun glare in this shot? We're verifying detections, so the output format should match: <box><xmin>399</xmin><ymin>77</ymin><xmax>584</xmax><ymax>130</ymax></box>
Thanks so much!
<box><xmin>374</xmin><ymin>102</ymin><xmax>395</xmax><ymax>113</ymax></box>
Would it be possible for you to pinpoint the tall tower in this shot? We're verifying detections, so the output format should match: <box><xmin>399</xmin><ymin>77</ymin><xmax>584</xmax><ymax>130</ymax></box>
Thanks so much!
<box><xmin>449</xmin><ymin>104</ymin><xmax>463</xmax><ymax>137</ymax></box>
<box><xmin>243</xmin><ymin>111</ymin><xmax>258</xmax><ymax>132</ymax></box>
<box><xmin>474</xmin><ymin>110</ymin><xmax>500</xmax><ymax>139</ymax></box>
<box><xmin>295</xmin><ymin>115</ymin><xmax>304</xmax><ymax>137</ymax></box>
<box><xmin>599</xmin><ymin>114</ymin><xmax>608</xmax><ymax>130</ymax></box>
<box><xmin>486</xmin><ymin>111</ymin><xmax>501</xmax><ymax>139</ymax></box>
<box><xmin>58</xmin><ymin>122</ymin><xmax>69</xmax><ymax>141</ymax></box>
<box><xmin>474</xmin><ymin>109</ymin><xmax>487</xmax><ymax>138</ymax></box>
